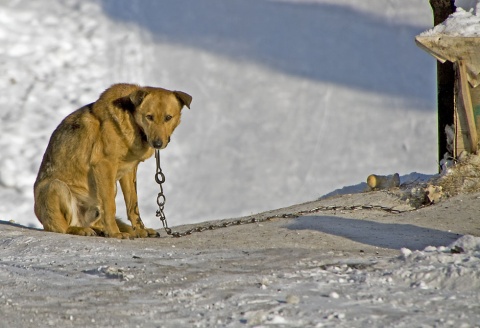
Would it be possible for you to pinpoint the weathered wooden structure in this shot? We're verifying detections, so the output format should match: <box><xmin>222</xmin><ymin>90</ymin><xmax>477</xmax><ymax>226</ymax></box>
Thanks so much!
<box><xmin>417</xmin><ymin>1</ymin><xmax>480</xmax><ymax>161</ymax></box>
<box><xmin>417</xmin><ymin>36</ymin><xmax>480</xmax><ymax>156</ymax></box>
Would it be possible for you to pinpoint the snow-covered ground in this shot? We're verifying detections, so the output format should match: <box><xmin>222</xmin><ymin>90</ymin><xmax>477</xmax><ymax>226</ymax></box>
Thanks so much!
<box><xmin>0</xmin><ymin>0</ymin><xmax>440</xmax><ymax>229</ymax></box>
<box><xmin>1</xmin><ymin>191</ymin><xmax>480</xmax><ymax>327</ymax></box>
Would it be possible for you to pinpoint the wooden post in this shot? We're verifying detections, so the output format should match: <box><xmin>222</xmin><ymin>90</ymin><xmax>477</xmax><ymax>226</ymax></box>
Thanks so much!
<box><xmin>428</xmin><ymin>0</ymin><xmax>456</xmax><ymax>170</ymax></box>
<box><xmin>457</xmin><ymin>60</ymin><xmax>478</xmax><ymax>153</ymax></box>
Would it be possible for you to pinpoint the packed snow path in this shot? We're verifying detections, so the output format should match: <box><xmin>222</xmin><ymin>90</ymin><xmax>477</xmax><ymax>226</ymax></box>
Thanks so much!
<box><xmin>1</xmin><ymin>191</ymin><xmax>480</xmax><ymax>327</ymax></box>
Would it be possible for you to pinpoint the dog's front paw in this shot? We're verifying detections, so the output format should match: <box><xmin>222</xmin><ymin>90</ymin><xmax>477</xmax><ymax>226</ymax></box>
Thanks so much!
<box><xmin>133</xmin><ymin>227</ymin><xmax>160</xmax><ymax>238</ymax></box>
<box><xmin>110</xmin><ymin>232</ymin><xmax>134</xmax><ymax>240</ymax></box>
<box><xmin>66</xmin><ymin>227</ymin><xmax>97</xmax><ymax>237</ymax></box>
<box><xmin>144</xmin><ymin>228</ymin><xmax>160</xmax><ymax>238</ymax></box>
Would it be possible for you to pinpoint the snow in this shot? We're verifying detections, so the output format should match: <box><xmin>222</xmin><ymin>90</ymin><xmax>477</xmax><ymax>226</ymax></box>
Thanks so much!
<box><xmin>0</xmin><ymin>0</ymin><xmax>437</xmax><ymax>229</ymax></box>
<box><xmin>421</xmin><ymin>6</ymin><xmax>480</xmax><ymax>37</ymax></box>
<box><xmin>3</xmin><ymin>1</ymin><xmax>480</xmax><ymax>325</ymax></box>
<box><xmin>1</xmin><ymin>211</ymin><xmax>480</xmax><ymax>326</ymax></box>
<box><xmin>398</xmin><ymin>235</ymin><xmax>480</xmax><ymax>292</ymax></box>
<box><xmin>420</xmin><ymin>0</ymin><xmax>480</xmax><ymax>37</ymax></box>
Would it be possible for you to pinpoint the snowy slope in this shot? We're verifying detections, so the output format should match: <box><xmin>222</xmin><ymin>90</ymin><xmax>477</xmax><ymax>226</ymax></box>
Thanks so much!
<box><xmin>2</xmin><ymin>205</ymin><xmax>480</xmax><ymax>326</ymax></box>
<box><xmin>0</xmin><ymin>0</ymin><xmax>437</xmax><ymax>228</ymax></box>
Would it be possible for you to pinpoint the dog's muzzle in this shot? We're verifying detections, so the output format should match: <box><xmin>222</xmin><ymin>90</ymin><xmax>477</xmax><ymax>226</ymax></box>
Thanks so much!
<box><xmin>152</xmin><ymin>137</ymin><xmax>171</xmax><ymax>149</ymax></box>
<box><xmin>152</xmin><ymin>140</ymin><xmax>163</xmax><ymax>149</ymax></box>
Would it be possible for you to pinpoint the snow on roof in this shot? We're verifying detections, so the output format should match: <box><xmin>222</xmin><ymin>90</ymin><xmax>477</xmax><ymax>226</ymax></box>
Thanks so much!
<box><xmin>421</xmin><ymin>7</ymin><xmax>480</xmax><ymax>37</ymax></box>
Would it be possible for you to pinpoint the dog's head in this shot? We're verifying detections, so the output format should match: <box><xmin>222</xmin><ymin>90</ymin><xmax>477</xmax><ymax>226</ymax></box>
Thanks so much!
<box><xmin>128</xmin><ymin>87</ymin><xmax>192</xmax><ymax>149</ymax></box>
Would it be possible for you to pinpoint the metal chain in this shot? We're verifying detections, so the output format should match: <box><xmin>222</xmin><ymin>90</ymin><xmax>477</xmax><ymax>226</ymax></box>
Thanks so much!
<box><xmin>162</xmin><ymin>205</ymin><xmax>409</xmax><ymax>238</ymax></box>
<box><xmin>154</xmin><ymin>149</ymin><xmax>172</xmax><ymax>235</ymax></box>
<box><xmin>153</xmin><ymin>156</ymin><xmax>410</xmax><ymax>238</ymax></box>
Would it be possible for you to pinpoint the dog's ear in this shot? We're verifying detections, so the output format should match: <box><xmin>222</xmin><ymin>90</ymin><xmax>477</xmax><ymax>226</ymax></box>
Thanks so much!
<box><xmin>173</xmin><ymin>91</ymin><xmax>192</xmax><ymax>109</ymax></box>
<box><xmin>130</xmin><ymin>89</ymin><xmax>149</xmax><ymax>108</ymax></box>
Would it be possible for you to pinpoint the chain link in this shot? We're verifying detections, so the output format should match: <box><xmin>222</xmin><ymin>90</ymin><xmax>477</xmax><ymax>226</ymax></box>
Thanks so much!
<box><xmin>163</xmin><ymin>205</ymin><xmax>408</xmax><ymax>238</ymax></box>
<box><xmin>154</xmin><ymin>150</ymin><xmax>172</xmax><ymax>235</ymax></box>
<box><xmin>153</xmin><ymin>155</ymin><xmax>410</xmax><ymax>238</ymax></box>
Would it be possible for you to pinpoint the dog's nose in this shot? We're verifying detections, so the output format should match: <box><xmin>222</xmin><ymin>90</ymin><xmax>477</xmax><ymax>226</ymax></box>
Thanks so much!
<box><xmin>152</xmin><ymin>140</ymin><xmax>163</xmax><ymax>149</ymax></box>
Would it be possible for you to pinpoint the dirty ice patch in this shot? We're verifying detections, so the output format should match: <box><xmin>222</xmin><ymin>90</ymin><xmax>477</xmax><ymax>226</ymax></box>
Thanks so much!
<box><xmin>397</xmin><ymin>235</ymin><xmax>480</xmax><ymax>291</ymax></box>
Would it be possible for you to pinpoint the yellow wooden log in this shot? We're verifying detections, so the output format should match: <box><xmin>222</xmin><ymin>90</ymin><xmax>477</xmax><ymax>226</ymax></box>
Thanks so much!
<box><xmin>367</xmin><ymin>173</ymin><xmax>400</xmax><ymax>190</ymax></box>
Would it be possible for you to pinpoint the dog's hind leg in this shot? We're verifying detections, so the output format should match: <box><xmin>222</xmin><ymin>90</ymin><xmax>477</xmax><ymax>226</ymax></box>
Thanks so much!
<box><xmin>35</xmin><ymin>179</ymin><xmax>96</xmax><ymax>236</ymax></box>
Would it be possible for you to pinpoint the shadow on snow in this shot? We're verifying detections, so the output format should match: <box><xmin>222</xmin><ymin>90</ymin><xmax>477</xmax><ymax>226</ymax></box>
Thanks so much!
<box><xmin>100</xmin><ymin>0</ymin><xmax>435</xmax><ymax>109</ymax></box>
<box><xmin>286</xmin><ymin>215</ymin><xmax>460</xmax><ymax>250</ymax></box>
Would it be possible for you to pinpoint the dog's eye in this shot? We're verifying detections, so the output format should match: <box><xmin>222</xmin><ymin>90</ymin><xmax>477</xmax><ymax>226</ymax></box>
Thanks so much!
<box><xmin>165</xmin><ymin>115</ymin><xmax>173</xmax><ymax>122</ymax></box>
<box><xmin>146</xmin><ymin>114</ymin><xmax>154</xmax><ymax>121</ymax></box>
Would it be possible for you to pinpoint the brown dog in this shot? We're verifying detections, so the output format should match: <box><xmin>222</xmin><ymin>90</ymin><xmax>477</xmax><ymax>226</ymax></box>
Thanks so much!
<box><xmin>34</xmin><ymin>84</ymin><xmax>192</xmax><ymax>238</ymax></box>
